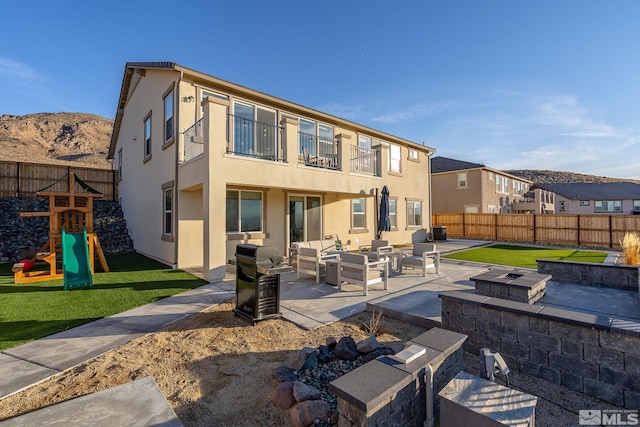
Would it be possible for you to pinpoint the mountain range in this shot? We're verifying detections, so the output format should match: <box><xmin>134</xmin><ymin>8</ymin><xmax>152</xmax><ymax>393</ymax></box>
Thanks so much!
<box><xmin>0</xmin><ymin>112</ymin><xmax>637</xmax><ymax>184</ymax></box>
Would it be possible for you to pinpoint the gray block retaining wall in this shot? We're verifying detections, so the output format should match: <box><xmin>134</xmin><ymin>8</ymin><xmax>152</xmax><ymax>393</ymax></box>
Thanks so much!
<box><xmin>439</xmin><ymin>290</ymin><xmax>640</xmax><ymax>408</ymax></box>
<box><xmin>537</xmin><ymin>259</ymin><xmax>639</xmax><ymax>291</ymax></box>
<box><xmin>328</xmin><ymin>328</ymin><xmax>467</xmax><ymax>427</ymax></box>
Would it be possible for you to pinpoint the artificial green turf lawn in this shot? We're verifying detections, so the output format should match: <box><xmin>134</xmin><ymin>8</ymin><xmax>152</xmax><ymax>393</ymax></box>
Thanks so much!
<box><xmin>0</xmin><ymin>253</ymin><xmax>207</xmax><ymax>351</ymax></box>
<box><xmin>442</xmin><ymin>244</ymin><xmax>608</xmax><ymax>269</ymax></box>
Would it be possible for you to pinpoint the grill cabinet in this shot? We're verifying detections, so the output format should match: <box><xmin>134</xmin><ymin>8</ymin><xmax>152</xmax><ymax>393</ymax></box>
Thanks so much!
<box><xmin>234</xmin><ymin>244</ymin><xmax>284</xmax><ymax>323</ymax></box>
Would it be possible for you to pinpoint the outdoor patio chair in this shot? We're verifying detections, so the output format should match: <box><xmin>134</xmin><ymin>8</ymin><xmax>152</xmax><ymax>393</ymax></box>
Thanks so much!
<box><xmin>358</xmin><ymin>239</ymin><xmax>393</xmax><ymax>262</ymax></box>
<box><xmin>297</xmin><ymin>247</ymin><xmax>340</xmax><ymax>283</ymax></box>
<box><xmin>338</xmin><ymin>252</ymin><xmax>388</xmax><ymax>296</ymax></box>
<box><xmin>401</xmin><ymin>243</ymin><xmax>440</xmax><ymax>276</ymax></box>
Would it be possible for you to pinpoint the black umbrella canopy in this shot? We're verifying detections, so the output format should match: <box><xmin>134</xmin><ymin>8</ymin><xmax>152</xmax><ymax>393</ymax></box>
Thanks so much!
<box><xmin>377</xmin><ymin>185</ymin><xmax>391</xmax><ymax>238</ymax></box>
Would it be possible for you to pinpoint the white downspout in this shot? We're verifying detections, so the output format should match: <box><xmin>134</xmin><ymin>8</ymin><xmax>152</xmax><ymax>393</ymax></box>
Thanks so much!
<box><xmin>424</xmin><ymin>363</ymin><xmax>434</xmax><ymax>427</ymax></box>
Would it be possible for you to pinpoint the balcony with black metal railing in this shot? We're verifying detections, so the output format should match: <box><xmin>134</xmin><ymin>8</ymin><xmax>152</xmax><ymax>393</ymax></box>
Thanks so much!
<box><xmin>298</xmin><ymin>132</ymin><xmax>341</xmax><ymax>171</ymax></box>
<box><xmin>350</xmin><ymin>144</ymin><xmax>381</xmax><ymax>177</ymax></box>
<box><xmin>227</xmin><ymin>114</ymin><xmax>284</xmax><ymax>162</ymax></box>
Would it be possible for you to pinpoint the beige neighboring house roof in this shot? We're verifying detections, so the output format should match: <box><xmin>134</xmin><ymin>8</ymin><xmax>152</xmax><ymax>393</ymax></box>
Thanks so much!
<box><xmin>430</xmin><ymin>156</ymin><xmax>532</xmax><ymax>183</ymax></box>
<box><xmin>108</xmin><ymin>62</ymin><xmax>436</xmax><ymax>159</ymax></box>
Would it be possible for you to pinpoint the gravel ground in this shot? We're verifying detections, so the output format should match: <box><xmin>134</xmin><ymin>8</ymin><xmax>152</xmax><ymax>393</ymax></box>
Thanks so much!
<box><xmin>461</xmin><ymin>351</ymin><xmax>623</xmax><ymax>427</ymax></box>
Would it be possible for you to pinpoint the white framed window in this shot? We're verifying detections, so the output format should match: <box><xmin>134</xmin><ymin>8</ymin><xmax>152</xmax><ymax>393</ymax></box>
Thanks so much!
<box><xmin>488</xmin><ymin>172</ymin><xmax>494</xmax><ymax>181</ymax></box>
<box><xmin>226</xmin><ymin>190</ymin><xmax>263</xmax><ymax>233</ymax></box>
<box><xmin>162</xmin><ymin>182</ymin><xmax>174</xmax><ymax>237</ymax></box>
<box><xmin>407</xmin><ymin>200</ymin><xmax>422</xmax><ymax>227</ymax></box>
<box><xmin>389</xmin><ymin>198</ymin><xmax>397</xmax><ymax>228</ymax></box>
<box><xmin>595</xmin><ymin>200</ymin><xmax>622</xmax><ymax>213</ymax></box>
<box><xmin>352</xmin><ymin>198</ymin><xmax>366</xmax><ymax>229</ymax></box>
<box><xmin>487</xmin><ymin>205</ymin><xmax>496</xmax><ymax>213</ymax></box>
<box><xmin>457</xmin><ymin>172</ymin><xmax>468</xmax><ymax>189</ymax></box>
<box><xmin>358</xmin><ymin>135</ymin><xmax>371</xmax><ymax>150</ymax></box>
<box><xmin>580</xmin><ymin>200</ymin><xmax>589</xmax><ymax>206</ymax></box>
<box><xmin>634</xmin><ymin>200</ymin><xmax>640</xmax><ymax>212</ymax></box>
<box><xmin>496</xmin><ymin>176</ymin><xmax>508</xmax><ymax>193</ymax></box>
<box><xmin>163</xmin><ymin>88</ymin><xmax>174</xmax><ymax>145</ymax></box>
<box><xmin>388</xmin><ymin>143</ymin><xmax>401</xmax><ymax>173</ymax></box>
<box><xmin>143</xmin><ymin>112</ymin><xmax>152</xmax><ymax>161</ymax></box>
<box><xmin>408</xmin><ymin>148</ymin><xmax>419</xmax><ymax>161</ymax></box>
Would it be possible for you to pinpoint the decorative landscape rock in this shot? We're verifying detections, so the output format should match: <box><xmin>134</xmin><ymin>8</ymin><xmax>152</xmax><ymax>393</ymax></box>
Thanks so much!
<box><xmin>293</xmin><ymin>381</ymin><xmax>321</xmax><ymax>402</ymax></box>
<box><xmin>271</xmin><ymin>366</ymin><xmax>297</xmax><ymax>383</ymax></box>
<box><xmin>272</xmin><ymin>335</ymin><xmax>399</xmax><ymax>426</ymax></box>
<box><xmin>289</xmin><ymin>347</ymin><xmax>318</xmax><ymax>371</ymax></box>
<box><xmin>290</xmin><ymin>400</ymin><xmax>330</xmax><ymax>427</ymax></box>
<box><xmin>334</xmin><ymin>337</ymin><xmax>358</xmax><ymax>361</ymax></box>
<box><xmin>356</xmin><ymin>336</ymin><xmax>379</xmax><ymax>353</ymax></box>
<box><xmin>0</xmin><ymin>198</ymin><xmax>133</xmax><ymax>263</ymax></box>
<box><xmin>271</xmin><ymin>381</ymin><xmax>296</xmax><ymax>410</ymax></box>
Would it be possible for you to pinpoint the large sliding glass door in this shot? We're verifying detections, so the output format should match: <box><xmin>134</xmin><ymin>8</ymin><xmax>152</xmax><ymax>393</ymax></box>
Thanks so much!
<box><xmin>289</xmin><ymin>195</ymin><xmax>322</xmax><ymax>244</ymax></box>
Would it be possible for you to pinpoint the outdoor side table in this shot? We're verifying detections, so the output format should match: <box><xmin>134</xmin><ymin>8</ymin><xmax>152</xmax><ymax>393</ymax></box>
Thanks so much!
<box><xmin>325</xmin><ymin>260</ymin><xmax>340</xmax><ymax>286</ymax></box>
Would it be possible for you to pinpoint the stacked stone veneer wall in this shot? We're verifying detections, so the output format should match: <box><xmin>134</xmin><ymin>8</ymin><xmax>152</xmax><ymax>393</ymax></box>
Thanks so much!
<box><xmin>328</xmin><ymin>328</ymin><xmax>467</xmax><ymax>427</ymax></box>
<box><xmin>538</xmin><ymin>259</ymin><xmax>639</xmax><ymax>291</ymax></box>
<box><xmin>0</xmin><ymin>198</ymin><xmax>133</xmax><ymax>262</ymax></box>
<box><xmin>440</xmin><ymin>290</ymin><xmax>640</xmax><ymax>408</ymax></box>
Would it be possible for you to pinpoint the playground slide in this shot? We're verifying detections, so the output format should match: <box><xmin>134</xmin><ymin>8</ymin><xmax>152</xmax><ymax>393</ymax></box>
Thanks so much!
<box><xmin>61</xmin><ymin>227</ymin><xmax>93</xmax><ymax>290</ymax></box>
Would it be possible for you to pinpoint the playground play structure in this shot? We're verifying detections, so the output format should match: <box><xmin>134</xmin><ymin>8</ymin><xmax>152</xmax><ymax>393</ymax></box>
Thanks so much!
<box><xmin>12</xmin><ymin>171</ymin><xmax>109</xmax><ymax>289</ymax></box>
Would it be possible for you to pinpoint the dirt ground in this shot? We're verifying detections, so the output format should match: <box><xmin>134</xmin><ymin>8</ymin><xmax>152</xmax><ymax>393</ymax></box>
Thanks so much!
<box><xmin>0</xmin><ymin>300</ymin><xmax>425</xmax><ymax>426</ymax></box>
<box><xmin>0</xmin><ymin>298</ymin><xmax>622</xmax><ymax>426</ymax></box>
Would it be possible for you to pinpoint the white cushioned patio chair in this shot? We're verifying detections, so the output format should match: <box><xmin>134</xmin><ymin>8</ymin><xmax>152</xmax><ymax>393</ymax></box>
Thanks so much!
<box><xmin>297</xmin><ymin>247</ymin><xmax>339</xmax><ymax>283</ymax></box>
<box><xmin>401</xmin><ymin>243</ymin><xmax>440</xmax><ymax>276</ymax></box>
<box><xmin>358</xmin><ymin>239</ymin><xmax>393</xmax><ymax>262</ymax></box>
<box><xmin>338</xmin><ymin>252</ymin><xmax>388</xmax><ymax>296</ymax></box>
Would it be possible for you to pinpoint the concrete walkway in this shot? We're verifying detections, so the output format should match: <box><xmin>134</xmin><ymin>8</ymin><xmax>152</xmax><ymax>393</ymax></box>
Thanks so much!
<box><xmin>1</xmin><ymin>238</ymin><xmax>632</xmax><ymax>426</ymax></box>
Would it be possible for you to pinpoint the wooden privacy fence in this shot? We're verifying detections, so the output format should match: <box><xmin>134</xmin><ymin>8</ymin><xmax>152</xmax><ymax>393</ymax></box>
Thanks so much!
<box><xmin>0</xmin><ymin>161</ymin><xmax>118</xmax><ymax>200</ymax></box>
<box><xmin>432</xmin><ymin>212</ymin><xmax>640</xmax><ymax>249</ymax></box>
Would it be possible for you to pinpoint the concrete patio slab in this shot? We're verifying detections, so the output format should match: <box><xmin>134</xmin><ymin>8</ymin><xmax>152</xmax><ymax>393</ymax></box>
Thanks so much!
<box><xmin>0</xmin><ymin>376</ymin><xmax>182</xmax><ymax>427</ymax></box>
<box><xmin>0</xmin><ymin>354</ymin><xmax>58</xmax><ymax>399</ymax></box>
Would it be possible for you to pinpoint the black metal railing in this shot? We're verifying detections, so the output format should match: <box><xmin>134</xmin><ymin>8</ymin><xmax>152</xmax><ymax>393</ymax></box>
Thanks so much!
<box><xmin>181</xmin><ymin>119</ymin><xmax>204</xmax><ymax>162</ymax></box>
<box><xmin>228</xmin><ymin>114</ymin><xmax>283</xmax><ymax>161</ymax></box>
<box><xmin>350</xmin><ymin>145</ymin><xmax>380</xmax><ymax>176</ymax></box>
<box><xmin>298</xmin><ymin>132</ymin><xmax>340</xmax><ymax>170</ymax></box>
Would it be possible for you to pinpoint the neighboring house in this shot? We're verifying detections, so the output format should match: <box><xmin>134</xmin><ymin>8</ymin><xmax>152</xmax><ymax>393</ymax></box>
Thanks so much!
<box><xmin>107</xmin><ymin>62</ymin><xmax>435</xmax><ymax>281</ymax></box>
<box><xmin>430</xmin><ymin>157</ymin><xmax>532</xmax><ymax>214</ymax></box>
<box><xmin>533</xmin><ymin>182</ymin><xmax>640</xmax><ymax>215</ymax></box>
<box><xmin>511</xmin><ymin>186</ymin><xmax>556</xmax><ymax>214</ymax></box>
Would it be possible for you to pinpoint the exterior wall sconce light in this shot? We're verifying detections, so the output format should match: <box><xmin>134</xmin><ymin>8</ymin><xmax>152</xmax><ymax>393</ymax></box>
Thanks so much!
<box><xmin>181</xmin><ymin>96</ymin><xmax>195</xmax><ymax>103</ymax></box>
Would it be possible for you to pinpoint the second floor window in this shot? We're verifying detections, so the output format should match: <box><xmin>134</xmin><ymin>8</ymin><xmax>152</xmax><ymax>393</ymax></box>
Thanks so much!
<box><xmin>144</xmin><ymin>114</ymin><xmax>152</xmax><ymax>160</ymax></box>
<box><xmin>457</xmin><ymin>172</ymin><xmax>467</xmax><ymax>189</ymax></box>
<box><xmin>389</xmin><ymin>144</ymin><xmax>401</xmax><ymax>173</ymax></box>
<box><xmin>164</xmin><ymin>91</ymin><xmax>173</xmax><ymax>144</ymax></box>
<box><xmin>634</xmin><ymin>200</ymin><xmax>640</xmax><ymax>212</ymax></box>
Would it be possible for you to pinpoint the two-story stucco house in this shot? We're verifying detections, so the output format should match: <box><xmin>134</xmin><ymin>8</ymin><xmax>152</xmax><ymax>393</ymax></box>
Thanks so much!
<box><xmin>533</xmin><ymin>182</ymin><xmax>640</xmax><ymax>215</ymax></box>
<box><xmin>430</xmin><ymin>156</ymin><xmax>532</xmax><ymax>214</ymax></box>
<box><xmin>107</xmin><ymin>62</ymin><xmax>435</xmax><ymax>281</ymax></box>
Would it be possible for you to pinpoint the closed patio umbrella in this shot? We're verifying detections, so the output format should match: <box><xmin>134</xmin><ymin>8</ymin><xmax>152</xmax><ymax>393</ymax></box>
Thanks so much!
<box><xmin>377</xmin><ymin>185</ymin><xmax>391</xmax><ymax>239</ymax></box>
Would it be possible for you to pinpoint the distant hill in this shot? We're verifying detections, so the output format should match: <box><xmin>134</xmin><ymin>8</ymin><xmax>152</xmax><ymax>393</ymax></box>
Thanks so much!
<box><xmin>0</xmin><ymin>112</ymin><xmax>113</xmax><ymax>169</ymax></box>
<box><xmin>504</xmin><ymin>169</ymin><xmax>640</xmax><ymax>185</ymax></box>
<box><xmin>1</xmin><ymin>112</ymin><xmax>638</xmax><ymax>184</ymax></box>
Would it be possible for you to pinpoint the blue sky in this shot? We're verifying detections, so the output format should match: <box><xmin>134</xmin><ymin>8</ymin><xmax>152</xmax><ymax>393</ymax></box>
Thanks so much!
<box><xmin>1</xmin><ymin>1</ymin><xmax>638</xmax><ymax>178</ymax></box>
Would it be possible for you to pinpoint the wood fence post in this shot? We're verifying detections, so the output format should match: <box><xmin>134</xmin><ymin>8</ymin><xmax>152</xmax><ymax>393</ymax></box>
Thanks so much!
<box><xmin>16</xmin><ymin>161</ymin><xmax>20</xmax><ymax>197</ymax></box>
<box><xmin>577</xmin><ymin>215</ymin><xmax>581</xmax><ymax>246</ymax></box>
<box><xmin>609</xmin><ymin>215</ymin><xmax>613</xmax><ymax>249</ymax></box>
<box><xmin>533</xmin><ymin>214</ymin><xmax>537</xmax><ymax>243</ymax></box>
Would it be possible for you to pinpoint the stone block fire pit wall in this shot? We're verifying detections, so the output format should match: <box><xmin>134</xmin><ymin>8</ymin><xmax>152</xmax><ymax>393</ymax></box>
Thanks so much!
<box><xmin>328</xmin><ymin>328</ymin><xmax>467</xmax><ymax>427</ymax></box>
<box><xmin>439</xmin><ymin>290</ymin><xmax>640</xmax><ymax>409</ymax></box>
<box><xmin>537</xmin><ymin>259</ymin><xmax>640</xmax><ymax>292</ymax></box>
<box><xmin>471</xmin><ymin>269</ymin><xmax>551</xmax><ymax>304</ymax></box>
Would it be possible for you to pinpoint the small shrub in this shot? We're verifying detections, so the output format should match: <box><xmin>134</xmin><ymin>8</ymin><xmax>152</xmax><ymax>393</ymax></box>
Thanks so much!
<box><xmin>620</xmin><ymin>231</ymin><xmax>640</xmax><ymax>266</ymax></box>
<box><xmin>363</xmin><ymin>307</ymin><xmax>384</xmax><ymax>336</ymax></box>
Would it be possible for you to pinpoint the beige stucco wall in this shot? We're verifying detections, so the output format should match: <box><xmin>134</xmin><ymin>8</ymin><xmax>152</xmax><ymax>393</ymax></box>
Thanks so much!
<box><xmin>115</xmin><ymin>69</ymin><xmax>178</xmax><ymax>265</ymax></box>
